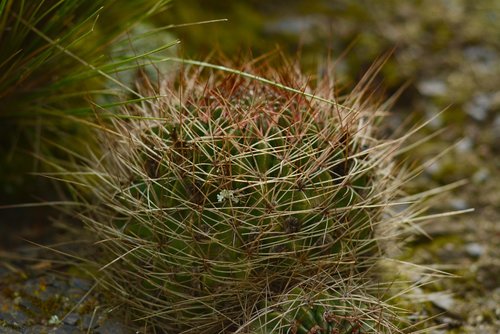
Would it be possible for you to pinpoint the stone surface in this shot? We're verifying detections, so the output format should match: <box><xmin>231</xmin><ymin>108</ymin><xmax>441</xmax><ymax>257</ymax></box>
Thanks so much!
<box><xmin>0</xmin><ymin>310</ymin><xmax>28</xmax><ymax>328</ymax></box>
<box><xmin>465</xmin><ymin>243</ymin><xmax>485</xmax><ymax>258</ymax></box>
<box><xmin>428</xmin><ymin>293</ymin><xmax>456</xmax><ymax>312</ymax></box>
<box><xmin>95</xmin><ymin>319</ymin><xmax>133</xmax><ymax>334</ymax></box>
<box><xmin>62</xmin><ymin>313</ymin><xmax>80</xmax><ymax>326</ymax></box>
<box><xmin>80</xmin><ymin>314</ymin><xmax>99</xmax><ymax>330</ymax></box>
<box><xmin>23</xmin><ymin>325</ymin><xmax>52</xmax><ymax>334</ymax></box>
<box><xmin>68</xmin><ymin>278</ymin><xmax>92</xmax><ymax>292</ymax></box>
<box><xmin>0</xmin><ymin>328</ymin><xmax>21</xmax><ymax>334</ymax></box>
<box><xmin>53</xmin><ymin>324</ymin><xmax>83</xmax><ymax>334</ymax></box>
<box><xmin>0</xmin><ymin>267</ymin><xmax>127</xmax><ymax>334</ymax></box>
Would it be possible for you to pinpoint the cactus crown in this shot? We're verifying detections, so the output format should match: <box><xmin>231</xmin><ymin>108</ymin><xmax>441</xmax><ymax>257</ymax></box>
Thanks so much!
<box><xmin>72</xmin><ymin>61</ymin><xmax>409</xmax><ymax>333</ymax></box>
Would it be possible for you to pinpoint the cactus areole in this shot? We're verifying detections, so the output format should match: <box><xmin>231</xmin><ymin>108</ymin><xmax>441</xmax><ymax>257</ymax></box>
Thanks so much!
<box><xmin>84</xmin><ymin>63</ymin><xmax>401</xmax><ymax>333</ymax></box>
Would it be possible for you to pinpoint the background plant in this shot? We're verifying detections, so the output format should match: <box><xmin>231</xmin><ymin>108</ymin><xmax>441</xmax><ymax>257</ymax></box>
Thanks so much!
<box><xmin>0</xmin><ymin>0</ymin><xmax>175</xmax><ymax>249</ymax></box>
<box><xmin>0</xmin><ymin>0</ymin><xmax>172</xmax><ymax>201</ymax></box>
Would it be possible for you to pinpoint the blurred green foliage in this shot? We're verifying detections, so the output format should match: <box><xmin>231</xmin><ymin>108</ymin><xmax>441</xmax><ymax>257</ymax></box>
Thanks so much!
<box><xmin>0</xmin><ymin>0</ymin><xmax>171</xmax><ymax>203</ymax></box>
<box><xmin>165</xmin><ymin>0</ymin><xmax>499</xmax><ymax>108</ymax></box>
<box><xmin>0</xmin><ymin>0</ymin><xmax>170</xmax><ymax>110</ymax></box>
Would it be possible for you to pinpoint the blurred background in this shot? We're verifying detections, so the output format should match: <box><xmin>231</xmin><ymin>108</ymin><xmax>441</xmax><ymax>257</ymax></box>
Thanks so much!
<box><xmin>1</xmin><ymin>0</ymin><xmax>498</xmax><ymax>332</ymax></box>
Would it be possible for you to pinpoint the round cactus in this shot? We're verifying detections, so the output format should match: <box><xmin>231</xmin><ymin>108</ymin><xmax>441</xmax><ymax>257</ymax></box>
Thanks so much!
<box><xmin>70</xmin><ymin>61</ymin><xmax>409</xmax><ymax>333</ymax></box>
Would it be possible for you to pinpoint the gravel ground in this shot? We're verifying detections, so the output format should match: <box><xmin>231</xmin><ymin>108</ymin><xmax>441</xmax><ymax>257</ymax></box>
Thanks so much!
<box><xmin>0</xmin><ymin>244</ymin><xmax>133</xmax><ymax>334</ymax></box>
<box><xmin>0</xmin><ymin>195</ymin><xmax>497</xmax><ymax>334</ymax></box>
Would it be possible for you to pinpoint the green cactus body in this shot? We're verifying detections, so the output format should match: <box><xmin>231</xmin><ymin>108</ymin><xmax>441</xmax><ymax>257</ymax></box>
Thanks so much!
<box><xmin>249</xmin><ymin>287</ymin><xmax>382</xmax><ymax>334</ymax></box>
<box><xmin>78</xmin><ymin>65</ymin><xmax>403</xmax><ymax>333</ymax></box>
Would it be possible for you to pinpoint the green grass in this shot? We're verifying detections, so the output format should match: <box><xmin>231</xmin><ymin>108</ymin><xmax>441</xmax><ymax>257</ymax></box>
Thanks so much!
<box><xmin>0</xmin><ymin>0</ymin><xmax>171</xmax><ymax>110</ymax></box>
<box><xmin>0</xmin><ymin>0</ymin><xmax>173</xmax><ymax>202</ymax></box>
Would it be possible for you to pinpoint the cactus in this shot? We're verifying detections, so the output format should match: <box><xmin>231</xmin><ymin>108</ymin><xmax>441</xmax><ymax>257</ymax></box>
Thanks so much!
<box><xmin>65</xmin><ymin>60</ymin><xmax>414</xmax><ymax>333</ymax></box>
<box><xmin>249</xmin><ymin>285</ymin><xmax>394</xmax><ymax>334</ymax></box>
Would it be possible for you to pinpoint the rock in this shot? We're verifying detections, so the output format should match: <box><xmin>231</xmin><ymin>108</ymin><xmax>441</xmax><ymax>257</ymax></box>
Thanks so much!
<box><xmin>428</xmin><ymin>292</ymin><xmax>456</xmax><ymax>312</ymax></box>
<box><xmin>436</xmin><ymin>315</ymin><xmax>462</xmax><ymax>329</ymax></box>
<box><xmin>22</xmin><ymin>279</ymin><xmax>41</xmax><ymax>294</ymax></box>
<box><xmin>0</xmin><ymin>310</ymin><xmax>28</xmax><ymax>327</ymax></box>
<box><xmin>465</xmin><ymin>242</ymin><xmax>485</xmax><ymax>258</ymax></box>
<box><xmin>472</xmin><ymin>168</ymin><xmax>490</xmax><ymax>184</ymax></box>
<box><xmin>95</xmin><ymin>319</ymin><xmax>133</xmax><ymax>334</ymax></box>
<box><xmin>465</xmin><ymin>94</ymin><xmax>493</xmax><ymax>122</ymax></box>
<box><xmin>50</xmin><ymin>278</ymin><xmax>68</xmax><ymax>291</ymax></box>
<box><xmin>80</xmin><ymin>314</ymin><xmax>98</xmax><ymax>330</ymax></box>
<box><xmin>425</xmin><ymin>161</ymin><xmax>442</xmax><ymax>176</ymax></box>
<box><xmin>417</xmin><ymin>79</ymin><xmax>447</xmax><ymax>97</ymax></box>
<box><xmin>449</xmin><ymin>197</ymin><xmax>468</xmax><ymax>211</ymax></box>
<box><xmin>0</xmin><ymin>328</ymin><xmax>22</xmax><ymax>334</ymax></box>
<box><xmin>463</xmin><ymin>46</ymin><xmax>497</xmax><ymax>66</ymax></box>
<box><xmin>68</xmin><ymin>278</ymin><xmax>92</xmax><ymax>291</ymax></box>
<box><xmin>0</xmin><ymin>312</ymin><xmax>16</xmax><ymax>325</ymax></box>
<box><xmin>23</xmin><ymin>325</ymin><xmax>52</xmax><ymax>334</ymax></box>
<box><xmin>37</xmin><ymin>287</ymin><xmax>61</xmax><ymax>302</ymax></box>
<box><xmin>17</xmin><ymin>298</ymin><xmax>40</xmax><ymax>316</ymax></box>
<box><xmin>455</xmin><ymin>137</ymin><xmax>473</xmax><ymax>153</ymax></box>
<box><xmin>0</xmin><ymin>267</ymin><xmax>10</xmax><ymax>279</ymax></box>
<box><xmin>19</xmin><ymin>276</ymin><xmax>62</xmax><ymax>301</ymax></box>
<box><xmin>53</xmin><ymin>324</ymin><xmax>83</xmax><ymax>334</ymax></box>
<box><xmin>62</xmin><ymin>313</ymin><xmax>80</xmax><ymax>326</ymax></box>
